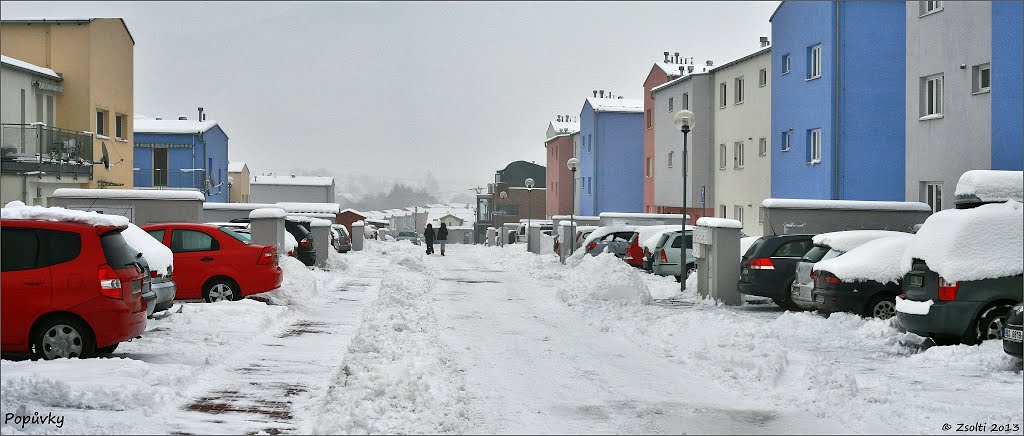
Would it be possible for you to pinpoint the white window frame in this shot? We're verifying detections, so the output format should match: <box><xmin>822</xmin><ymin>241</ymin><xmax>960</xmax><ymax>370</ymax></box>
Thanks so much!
<box><xmin>809</xmin><ymin>128</ymin><xmax>822</xmax><ymax>164</ymax></box>
<box><xmin>972</xmin><ymin>63</ymin><xmax>991</xmax><ymax>94</ymax></box>
<box><xmin>734</xmin><ymin>141</ymin><xmax>744</xmax><ymax>169</ymax></box>
<box><xmin>719</xmin><ymin>144</ymin><xmax>727</xmax><ymax>170</ymax></box>
<box><xmin>758</xmin><ymin>137</ymin><xmax>767</xmax><ymax>157</ymax></box>
<box><xmin>920</xmin><ymin>0</ymin><xmax>943</xmax><ymax>17</ymax></box>
<box><xmin>782</xmin><ymin>131</ymin><xmax>791</xmax><ymax>152</ymax></box>
<box><xmin>759</xmin><ymin>68</ymin><xmax>767</xmax><ymax>87</ymax></box>
<box><xmin>719</xmin><ymin>83</ymin><xmax>727</xmax><ymax>108</ymax></box>
<box><xmin>668</xmin><ymin>151</ymin><xmax>674</xmax><ymax>168</ymax></box>
<box><xmin>646</xmin><ymin>157</ymin><xmax>654</xmax><ymax>178</ymax></box>
<box><xmin>734</xmin><ymin>77</ymin><xmax>745</xmax><ymax>104</ymax></box>
<box><xmin>734</xmin><ymin>206</ymin><xmax>744</xmax><ymax>225</ymax></box>
<box><xmin>682</xmin><ymin>93</ymin><xmax>689</xmax><ymax>110</ymax></box>
<box><xmin>668</xmin><ymin>97</ymin><xmax>674</xmax><ymax>112</ymax></box>
<box><xmin>808</xmin><ymin>45</ymin><xmax>822</xmax><ymax>80</ymax></box>
<box><xmin>782</xmin><ymin>54</ymin><xmax>791</xmax><ymax>75</ymax></box>
<box><xmin>921</xmin><ymin>74</ymin><xmax>944</xmax><ymax>119</ymax></box>
<box><xmin>923</xmin><ymin>181</ymin><xmax>943</xmax><ymax>212</ymax></box>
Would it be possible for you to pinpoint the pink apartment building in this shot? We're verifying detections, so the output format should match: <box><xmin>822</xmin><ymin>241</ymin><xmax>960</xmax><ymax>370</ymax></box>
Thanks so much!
<box><xmin>643</xmin><ymin>53</ymin><xmax>686</xmax><ymax>213</ymax></box>
<box><xmin>544</xmin><ymin>116</ymin><xmax>579</xmax><ymax>217</ymax></box>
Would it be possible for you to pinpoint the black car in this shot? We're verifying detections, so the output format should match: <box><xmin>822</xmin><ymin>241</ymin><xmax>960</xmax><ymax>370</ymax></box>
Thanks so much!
<box><xmin>811</xmin><ymin>270</ymin><xmax>901</xmax><ymax>319</ymax></box>
<box><xmin>1004</xmin><ymin>303</ymin><xmax>1023</xmax><ymax>358</ymax></box>
<box><xmin>738</xmin><ymin>234</ymin><xmax>815</xmax><ymax>310</ymax></box>
<box><xmin>229</xmin><ymin>217</ymin><xmax>316</xmax><ymax>266</ymax></box>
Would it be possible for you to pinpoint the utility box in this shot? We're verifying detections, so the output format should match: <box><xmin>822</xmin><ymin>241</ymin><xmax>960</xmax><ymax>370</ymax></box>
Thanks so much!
<box><xmin>351</xmin><ymin>220</ymin><xmax>365</xmax><ymax>251</ymax></box>
<box><xmin>249</xmin><ymin>208</ymin><xmax>286</xmax><ymax>257</ymax></box>
<box><xmin>203</xmin><ymin>202</ymin><xmax>280</xmax><ymax>223</ymax></box>
<box><xmin>53</xmin><ymin>188</ymin><xmax>204</xmax><ymax>226</ymax></box>
<box><xmin>694</xmin><ymin>217</ymin><xmax>743</xmax><ymax>306</ymax></box>
<box><xmin>528</xmin><ymin>225</ymin><xmax>542</xmax><ymax>253</ymax></box>
<box><xmin>486</xmin><ymin>227</ymin><xmax>497</xmax><ymax>247</ymax></box>
<box><xmin>558</xmin><ymin>221</ymin><xmax>574</xmax><ymax>263</ymax></box>
<box><xmin>310</xmin><ymin>218</ymin><xmax>332</xmax><ymax>268</ymax></box>
<box><xmin>760</xmin><ymin>198</ymin><xmax>931</xmax><ymax>236</ymax></box>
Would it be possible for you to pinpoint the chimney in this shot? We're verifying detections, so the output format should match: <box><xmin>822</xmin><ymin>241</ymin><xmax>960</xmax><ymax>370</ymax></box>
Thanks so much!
<box><xmin>663</xmin><ymin>51</ymin><xmax>670</xmax><ymax>63</ymax></box>
<box><xmin>557</xmin><ymin>115</ymin><xmax>562</xmax><ymax>122</ymax></box>
<box><xmin>674</xmin><ymin>52</ymin><xmax>680</xmax><ymax>63</ymax></box>
<box><xmin>155</xmin><ymin>117</ymin><xmax>162</xmax><ymax>120</ymax></box>
<box><xmin>679</xmin><ymin>65</ymin><xmax>686</xmax><ymax>75</ymax></box>
<box><xmin>593</xmin><ymin>90</ymin><xmax>598</xmax><ymax>98</ymax></box>
<box><xmin>198</xmin><ymin>106</ymin><xmax>204</xmax><ymax>122</ymax></box>
<box><xmin>617</xmin><ymin>96</ymin><xmax>623</xmax><ymax>99</ymax></box>
<box><xmin>760</xmin><ymin>36</ymin><xmax>770</xmax><ymax>47</ymax></box>
<box><xmin>178</xmin><ymin>116</ymin><xmax>187</xmax><ymax>120</ymax></box>
<box><xmin>705</xmin><ymin>60</ymin><xmax>714</xmax><ymax>66</ymax></box>
<box><xmin>688</xmin><ymin>65</ymin><xmax>695</xmax><ymax>73</ymax></box>
<box><xmin>599</xmin><ymin>90</ymin><xmax>605</xmax><ymax>98</ymax></box>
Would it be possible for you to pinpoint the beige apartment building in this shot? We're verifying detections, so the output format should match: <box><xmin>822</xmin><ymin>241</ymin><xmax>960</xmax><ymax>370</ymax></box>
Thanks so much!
<box><xmin>1</xmin><ymin>18</ymin><xmax>135</xmax><ymax>189</ymax></box>
<box><xmin>227</xmin><ymin>161</ymin><xmax>251</xmax><ymax>203</ymax></box>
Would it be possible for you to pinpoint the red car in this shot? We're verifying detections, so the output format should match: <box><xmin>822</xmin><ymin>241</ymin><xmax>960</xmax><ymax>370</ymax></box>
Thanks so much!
<box><xmin>1</xmin><ymin>219</ymin><xmax>147</xmax><ymax>359</ymax></box>
<box><xmin>141</xmin><ymin>223</ymin><xmax>283</xmax><ymax>302</ymax></box>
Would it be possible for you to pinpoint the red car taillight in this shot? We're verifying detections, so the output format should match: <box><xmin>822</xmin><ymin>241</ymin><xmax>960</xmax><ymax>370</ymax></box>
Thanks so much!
<box><xmin>98</xmin><ymin>264</ymin><xmax>122</xmax><ymax>299</ymax></box>
<box><xmin>300</xmin><ymin>238</ymin><xmax>311</xmax><ymax>248</ymax></box>
<box><xmin>587</xmin><ymin>242</ymin><xmax>597</xmax><ymax>251</ymax></box>
<box><xmin>257</xmin><ymin>246</ymin><xmax>275</xmax><ymax>265</ymax></box>
<box><xmin>150</xmin><ymin>270</ymin><xmax>161</xmax><ymax>279</ymax></box>
<box><xmin>660</xmin><ymin>249</ymin><xmax>667</xmax><ymax>262</ymax></box>
<box><xmin>938</xmin><ymin>276</ymin><xmax>959</xmax><ymax>301</ymax></box>
<box><xmin>749</xmin><ymin>258</ymin><xmax>775</xmax><ymax>270</ymax></box>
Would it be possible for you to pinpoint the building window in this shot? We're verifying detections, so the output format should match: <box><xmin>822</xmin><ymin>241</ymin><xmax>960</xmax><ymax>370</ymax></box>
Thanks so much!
<box><xmin>808</xmin><ymin>128</ymin><xmax>822</xmax><ymax>164</ymax></box>
<box><xmin>115</xmin><ymin>114</ymin><xmax>125</xmax><ymax>139</ymax></box>
<box><xmin>781</xmin><ymin>130</ymin><xmax>791</xmax><ymax>152</ymax></box>
<box><xmin>759</xmin><ymin>68</ymin><xmax>767</xmax><ymax>87</ymax></box>
<box><xmin>758</xmin><ymin>137</ymin><xmax>767</xmax><ymax>156</ymax></box>
<box><xmin>734</xmin><ymin>206</ymin><xmax>744</xmax><ymax>225</ymax></box>
<box><xmin>734</xmin><ymin>141</ymin><xmax>744</xmax><ymax>168</ymax></box>
<box><xmin>668</xmin><ymin>97</ymin><xmax>674</xmax><ymax>112</ymax></box>
<box><xmin>719</xmin><ymin>82</ymin><xmax>727</xmax><ymax>108</ymax></box>
<box><xmin>587</xmin><ymin>135</ymin><xmax>592</xmax><ymax>153</ymax></box>
<box><xmin>587</xmin><ymin>177</ymin><xmax>592</xmax><ymax>195</ymax></box>
<box><xmin>923</xmin><ymin>182</ymin><xmax>943</xmax><ymax>212</ymax></box>
<box><xmin>646</xmin><ymin>157</ymin><xmax>654</xmax><ymax>178</ymax></box>
<box><xmin>920</xmin><ymin>0</ymin><xmax>943</xmax><ymax>16</ymax></box>
<box><xmin>972</xmin><ymin>63</ymin><xmax>991</xmax><ymax>93</ymax></box>
<box><xmin>807</xmin><ymin>44</ymin><xmax>822</xmax><ymax>80</ymax></box>
<box><xmin>734</xmin><ymin>77</ymin><xmax>745</xmax><ymax>104</ymax></box>
<box><xmin>718</xmin><ymin>144</ymin><xmax>727</xmax><ymax>170</ymax></box>
<box><xmin>668</xmin><ymin>151</ymin><xmax>674</xmax><ymax>168</ymax></box>
<box><xmin>720</xmin><ymin>205</ymin><xmax>727</xmax><ymax>218</ymax></box>
<box><xmin>921</xmin><ymin>74</ymin><xmax>944</xmax><ymax>118</ymax></box>
<box><xmin>782</xmin><ymin>54</ymin><xmax>791</xmax><ymax>75</ymax></box>
<box><xmin>153</xmin><ymin>147</ymin><xmax>168</xmax><ymax>187</ymax></box>
<box><xmin>96</xmin><ymin>109</ymin><xmax>107</xmax><ymax>136</ymax></box>
<box><xmin>647</xmin><ymin>109</ymin><xmax>653</xmax><ymax>129</ymax></box>
<box><xmin>682</xmin><ymin>93</ymin><xmax>689</xmax><ymax>110</ymax></box>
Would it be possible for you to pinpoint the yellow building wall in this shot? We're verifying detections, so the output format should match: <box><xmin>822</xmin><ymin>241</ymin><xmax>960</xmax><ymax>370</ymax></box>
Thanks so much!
<box><xmin>0</xmin><ymin>19</ymin><xmax>134</xmax><ymax>189</ymax></box>
<box><xmin>228</xmin><ymin>166</ymin><xmax>251</xmax><ymax>203</ymax></box>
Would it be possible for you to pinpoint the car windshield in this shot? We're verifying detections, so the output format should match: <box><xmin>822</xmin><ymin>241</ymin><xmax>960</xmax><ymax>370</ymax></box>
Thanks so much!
<box><xmin>801</xmin><ymin>245</ymin><xmax>832</xmax><ymax>262</ymax></box>
<box><xmin>220</xmin><ymin>227</ymin><xmax>252</xmax><ymax>243</ymax></box>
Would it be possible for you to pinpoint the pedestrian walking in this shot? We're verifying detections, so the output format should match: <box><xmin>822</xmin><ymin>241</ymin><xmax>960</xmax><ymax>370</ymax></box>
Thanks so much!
<box><xmin>424</xmin><ymin>223</ymin><xmax>436</xmax><ymax>255</ymax></box>
<box><xmin>437</xmin><ymin>222</ymin><xmax>449</xmax><ymax>256</ymax></box>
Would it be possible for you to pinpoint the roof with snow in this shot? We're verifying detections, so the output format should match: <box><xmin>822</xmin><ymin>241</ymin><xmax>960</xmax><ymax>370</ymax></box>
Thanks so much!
<box><xmin>761</xmin><ymin>198</ymin><xmax>932</xmax><ymax>212</ymax></box>
<box><xmin>250</xmin><ymin>174</ymin><xmax>334</xmax><ymax>186</ymax></box>
<box><xmin>134</xmin><ymin>119</ymin><xmax>220</xmax><ymax>135</ymax></box>
<box><xmin>227</xmin><ymin>162</ymin><xmax>247</xmax><ymax>173</ymax></box>
<box><xmin>203</xmin><ymin>202</ymin><xmax>280</xmax><ymax>210</ymax></box>
<box><xmin>1</xmin><ymin>17</ymin><xmax>136</xmax><ymax>45</ymax></box>
<box><xmin>812</xmin><ymin>230</ymin><xmax>911</xmax><ymax>252</ymax></box>
<box><xmin>954</xmin><ymin>170</ymin><xmax>1023</xmax><ymax>203</ymax></box>
<box><xmin>0</xmin><ymin>55</ymin><xmax>61</xmax><ymax>80</ymax></box>
<box><xmin>585</xmin><ymin>98</ymin><xmax>644</xmax><ymax>113</ymax></box>
<box><xmin>339</xmin><ymin>208</ymin><xmax>366</xmax><ymax>217</ymax></box>
<box><xmin>814</xmin><ymin>235</ymin><xmax>914</xmax><ymax>284</ymax></box>
<box><xmin>653</xmin><ymin>62</ymin><xmax>686</xmax><ymax>77</ymax></box>
<box><xmin>276</xmin><ymin>202</ymin><xmax>341</xmax><ymax>214</ymax></box>
<box><xmin>53</xmin><ymin>188</ymin><xmax>205</xmax><ymax>201</ymax></box>
<box><xmin>650</xmin><ymin>70</ymin><xmax>712</xmax><ymax>93</ymax></box>
<box><xmin>547</xmin><ymin>120</ymin><xmax>580</xmax><ymax>140</ymax></box>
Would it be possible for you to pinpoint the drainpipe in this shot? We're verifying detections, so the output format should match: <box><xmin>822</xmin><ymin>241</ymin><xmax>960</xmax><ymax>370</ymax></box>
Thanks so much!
<box><xmin>199</xmin><ymin>132</ymin><xmax>208</xmax><ymax>196</ymax></box>
<box><xmin>22</xmin><ymin>173</ymin><xmax>28</xmax><ymax>204</ymax></box>
<box><xmin>832</xmin><ymin>1</ymin><xmax>842</xmax><ymax>200</ymax></box>
<box><xmin>191</xmin><ymin>134</ymin><xmax>196</xmax><ymax>189</ymax></box>
<box><xmin>593</xmin><ymin>110</ymin><xmax>599</xmax><ymax>214</ymax></box>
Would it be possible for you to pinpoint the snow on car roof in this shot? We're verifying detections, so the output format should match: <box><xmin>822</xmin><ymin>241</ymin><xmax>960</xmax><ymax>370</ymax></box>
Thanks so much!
<box><xmin>814</xmin><ymin>235</ymin><xmax>914</xmax><ymax>284</ymax></box>
<box><xmin>953</xmin><ymin>170</ymin><xmax>1023</xmax><ymax>203</ymax></box>
<box><xmin>2</xmin><ymin>201</ymin><xmax>130</xmax><ymax>227</ymax></box>
<box><xmin>53</xmin><ymin>188</ymin><xmax>205</xmax><ymax>201</ymax></box>
<box><xmin>121</xmin><ymin>223</ymin><xmax>173</xmax><ymax>276</ymax></box>
<box><xmin>900</xmin><ymin>200</ymin><xmax>1023</xmax><ymax>282</ymax></box>
<box><xmin>812</xmin><ymin>230</ymin><xmax>910</xmax><ymax>252</ymax></box>
<box><xmin>761</xmin><ymin>198</ymin><xmax>931</xmax><ymax>212</ymax></box>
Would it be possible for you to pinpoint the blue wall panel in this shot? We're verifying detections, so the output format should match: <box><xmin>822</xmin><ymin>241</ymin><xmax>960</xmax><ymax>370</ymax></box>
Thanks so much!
<box><xmin>991</xmin><ymin>1</ymin><xmax>1024</xmax><ymax>171</ymax></box>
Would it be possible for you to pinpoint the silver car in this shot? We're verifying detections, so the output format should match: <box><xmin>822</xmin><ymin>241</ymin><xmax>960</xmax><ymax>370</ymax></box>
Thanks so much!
<box><xmin>651</xmin><ymin>230</ymin><xmax>696</xmax><ymax>279</ymax></box>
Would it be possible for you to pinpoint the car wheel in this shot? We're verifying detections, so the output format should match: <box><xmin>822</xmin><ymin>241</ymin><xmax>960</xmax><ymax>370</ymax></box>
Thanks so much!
<box><xmin>203</xmin><ymin>279</ymin><xmax>238</xmax><ymax>303</ymax></box>
<box><xmin>684</xmin><ymin>263</ymin><xmax>697</xmax><ymax>278</ymax></box>
<box><xmin>964</xmin><ymin>303</ymin><xmax>1013</xmax><ymax>345</ymax></box>
<box><xmin>32</xmin><ymin>316</ymin><xmax>95</xmax><ymax>360</ymax></box>
<box><xmin>96</xmin><ymin>343</ymin><xmax>119</xmax><ymax>354</ymax></box>
<box><xmin>865</xmin><ymin>295</ymin><xmax>897</xmax><ymax>320</ymax></box>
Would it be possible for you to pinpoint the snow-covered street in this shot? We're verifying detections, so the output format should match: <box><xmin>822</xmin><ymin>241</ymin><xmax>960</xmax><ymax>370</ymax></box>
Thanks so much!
<box><xmin>2</xmin><ymin>240</ymin><xmax>1022</xmax><ymax>434</ymax></box>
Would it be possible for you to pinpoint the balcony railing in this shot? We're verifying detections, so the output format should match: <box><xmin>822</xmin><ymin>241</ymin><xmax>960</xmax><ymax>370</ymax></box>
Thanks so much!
<box><xmin>1</xmin><ymin>123</ymin><xmax>95</xmax><ymax>179</ymax></box>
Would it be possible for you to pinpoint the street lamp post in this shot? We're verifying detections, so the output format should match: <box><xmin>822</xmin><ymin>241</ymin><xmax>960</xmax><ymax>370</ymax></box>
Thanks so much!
<box><xmin>525</xmin><ymin>177</ymin><xmax>535</xmax><ymax>252</ymax></box>
<box><xmin>499</xmin><ymin>190</ymin><xmax>508</xmax><ymax>245</ymax></box>
<box><xmin>673</xmin><ymin>109</ymin><xmax>695</xmax><ymax>292</ymax></box>
<box><xmin>566</xmin><ymin>157</ymin><xmax>580</xmax><ymax>256</ymax></box>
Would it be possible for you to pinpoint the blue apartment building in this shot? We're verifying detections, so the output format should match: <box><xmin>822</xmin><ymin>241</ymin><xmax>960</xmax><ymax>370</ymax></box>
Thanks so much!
<box><xmin>770</xmin><ymin>1</ymin><xmax>907</xmax><ymax>201</ymax></box>
<box><xmin>991</xmin><ymin>1</ymin><xmax>1023</xmax><ymax>170</ymax></box>
<box><xmin>133</xmin><ymin>118</ymin><xmax>229</xmax><ymax>202</ymax></box>
<box><xmin>578</xmin><ymin>97</ymin><xmax>645</xmax><ymax>215</ymax></box>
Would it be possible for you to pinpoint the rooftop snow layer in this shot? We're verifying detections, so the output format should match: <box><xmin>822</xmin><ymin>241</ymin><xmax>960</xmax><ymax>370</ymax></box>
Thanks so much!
<box><xmin>954</xmin><ymin>170</ymin><xmax>1023</xmax><ymax>202</ymax></box>
<box><xmin>0</xmin><ymin>54</ymin><xmax>61</xmax><ymax>80</ymax></box>
<box><xmin>276</xmin><ymin>202</ymin><xmax>341</xmax><ymax>214</ymax></box>
<box><xmin>654</xmin><ymin>62</ymin><xmax>686</xmax><ymax>77</ymax></box>
<box><xmin>134</xmin><ymin>119</ymin><xmax>219</xmax><ymax>134</ymax></box>
<box><xmin>761</xmin><ymin>198</ymin><xmax>932</xmax><ymax>212</ymax></box>
<box><xmin>249</xmin><ymin>208</ymin><xmax>286</xmax><ymax>219</ymax></box>
<box><xmin>122</xmin><ymin>223</ymin><xmax>173</xmax><ymax>276</ymax></box>
<box><xmin>250</xmin><ymin>175</ymin><xmax>334</xmax><ymax>186</ymax></box>
<box><xmin>53</xmin><ymin>188</ymin><xmax>205</xmax><ymax>201</ymax></box>
<box><xmin>812</xmin><ymin>230</ymin><xmax>910</xmax><ymax>252</ymax></box>
<box><xmin>814</xmin><ymin>235</ymin><xmax>914</xmax><ymax>284</ymax></box>
<box><xmin>2</xmin><ymin>201</ymin><xmax>129</xmax><ymax>227</ymax></box>
<box><xmin>900</xmin><ymin>200</ymin><xmax>1023</xmax><ymax>282</ymax></box>
<box><xmin>549</xmin><ymin>120</ymin><xmax>580</xmax><ymax>135</ymax></box>
<box><xmin>203</xmin><ymin>202</ymin><xmax>280</xmax><ymax>210</ymax></box>
<box><xmin>586</xmin><ymin>97</ymin><xmax>644</xmax><ymax>113</ymax></box>
<box><xmin>696</xmin><ymin>217</ymin><xmax>743</xmax><ymax>229</ymax></box>
<box><xmin>227</xmin><ymin>162</ymin><xmax>246</xmax><ymax>173</ymax></box>
<box><xmin>599</xmin><ymin>212</ymin><xmax>690</xmax><ymax>220</ymax></box>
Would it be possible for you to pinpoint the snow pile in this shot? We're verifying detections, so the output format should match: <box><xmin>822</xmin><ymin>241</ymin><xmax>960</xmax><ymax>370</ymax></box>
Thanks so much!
<box><xmin>311</xmin><ymin>263</ymin><xmax>467</xmax><ymax>434</ymax></box>
<box><xmin>325</xmin><ymin>250</ymin><xmax>350</xmax><ymax>271</ymax></box>
<box><xmin>249</xmin><ymin>207</ymin><xmax>285</xmax><ymax>219</ymax></box>
<box><xmin>954</xmin><ymin>170</ymin><xmax>1023</xmax><ymax>202</ymax></box>
<box><xmin>812</xmin><ymin>230</ymin><xmax>909</xmax><ymax>252</ymax></box>
<box><xmin>900</xmin><ymin>200</ymin><xmax>1023</xmax><ymax>282</ymax></box>
<box><xmin>558</xmin><ymin>253</ymin><xmax>652</xmax><ymax>305</ymax></box>
<box><xmin>260</xmin><ymin>256</ymin><xmax>319</xmax><ymax>309</ymax></box>
<box><xmin>2</xmin><ymin>201</ymin><xmax>129</xmax><ymax>227</ymax></box>
<box><xmin>696</xmin><ymin>217</ymin><xmax>742</xmax><ymax>229</ymax></box>
<box><xmin>814</xmin><ymin>235</ymin><xmax>913</xmax><ymax>284</ymax></box>
<box><xmin>121</xmin><ymin>223</ymin><xmax>173</xmax><ymax>276</ymax></box>
<box><xmin>284</xmin><ymin>231</ymin><xmax>298</xmax><ymax>255</ymax></box>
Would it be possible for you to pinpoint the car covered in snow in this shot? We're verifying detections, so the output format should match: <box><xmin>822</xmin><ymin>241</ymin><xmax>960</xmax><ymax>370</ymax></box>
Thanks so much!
<box><xmin>790</xmin><ymin>230</ymin><xmax>911</xmax><ymax>310</ymax></box>
<box><xmin>142</xmin><ymin>223</ymin><xmax>283</xmax><ymax>303</ymax></box>
<box><xmin>1004</xmin><ymin>303</ymin><xmax>1023</xmax><ymax>359</ymax></box>
<box><xmin>810</xmin><ymin>234</ymin><xmax>914</xmax><ymax>319</ymax></box>
<box><xmin>1</xmin><ymin>202</ymin><xmax>148</xmax><ymax>359</ymax></box>
<box><xmin>331</xmin><ymin>224</ymin><xmax>352</xmax><ymax>253</ymax></box>
<box><xmin>649</xmin><ymin>228</ymin><xmax>696</xmax><ymax>279</ymax></box>
<box><xmin>953</xmin><ymin>170</ymin><xmax>1023</xmax><ymax>208</ymax></box>
<box><xmin>896</xmin><ymin>200</ymin><xmax>1023</xmax><ymax>345</ymax></box>
<box><xmin>121</xmin><ymin>223</ymin><xmax>177</xmax><ymax>316</ymax></box>
<box><xmin>738</xmin><ymin>234</ymin><xmax>815</xmax><ymax>309</ymax></box>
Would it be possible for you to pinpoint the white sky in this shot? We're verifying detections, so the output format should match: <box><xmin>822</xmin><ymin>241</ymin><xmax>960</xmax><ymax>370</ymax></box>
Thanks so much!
<box><xmin>1</xmin><ymin>1</ymin><xmax>779</xmax><ymax>188</ymax></box>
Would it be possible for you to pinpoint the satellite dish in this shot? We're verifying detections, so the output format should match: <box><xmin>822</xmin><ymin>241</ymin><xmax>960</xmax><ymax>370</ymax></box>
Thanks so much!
<box><xmin>100</xmin><ymin>142</ymin><xmax>110</xmax><ymax>171</ymax></box>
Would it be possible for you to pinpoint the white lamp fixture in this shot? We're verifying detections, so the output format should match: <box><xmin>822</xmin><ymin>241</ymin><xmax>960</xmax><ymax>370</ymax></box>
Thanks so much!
<box><xmin>566</xmin><ymin>157</ymin><xmax>580</xmax><ymax>171</ymax></box>
<box><xmin>674</xmin><ymin>109</ymin><xmax>695</xmax><ymax>132</ymax></box>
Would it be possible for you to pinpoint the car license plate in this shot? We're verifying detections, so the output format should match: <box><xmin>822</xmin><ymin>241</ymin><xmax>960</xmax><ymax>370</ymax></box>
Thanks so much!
<box><xmin>815</xmin><ymin>295</ymin><xmax>824</xmax><ymax>304</ymax></box>
<box><xmin>910</xmin><ymin>275</ymin><xmax>923</xmax><ymax>288</ymax></box>
<box><xmin>1005</xmin><ymin>327</ymin><xmax>1023</xmax><ymax>343</ymax></box>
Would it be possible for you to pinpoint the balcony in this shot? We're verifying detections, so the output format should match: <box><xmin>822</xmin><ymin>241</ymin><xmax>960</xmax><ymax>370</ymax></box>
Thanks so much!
<box><xmin>1</xmin><ymin>123</ymin><xmax>94</xmax><ymax>179</ymax></box>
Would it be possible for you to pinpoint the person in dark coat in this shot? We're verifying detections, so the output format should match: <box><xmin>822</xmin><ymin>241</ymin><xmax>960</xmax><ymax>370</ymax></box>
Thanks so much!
<box><xmin>437</xmin><ymin>223</ymin><xmax>449</xmax><ymax>256</ymax></box>
<box><xmin>424</xmin><ymin>223</ymin><xmax>435</xmax><ymax>254</ymax></box>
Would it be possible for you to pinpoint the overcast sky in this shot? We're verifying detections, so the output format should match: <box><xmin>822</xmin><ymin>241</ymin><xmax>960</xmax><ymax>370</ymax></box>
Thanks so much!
<box><xmin>1</xmin><ymin>1</ymin><xmax>779</xmax><ymax>188</ymax></box>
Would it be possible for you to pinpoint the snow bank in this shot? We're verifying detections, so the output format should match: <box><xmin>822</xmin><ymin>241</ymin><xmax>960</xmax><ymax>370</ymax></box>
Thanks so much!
<box><xmin>249</xmin><ymin>207</ymin><xmax>285</xmax><ymax>219</ymax></box>
<box><xmin>812</xmin><ymin>230</ymin><xmax>909</xmax><ymax>252</ymax></box>
<box><xmin>761</xmin><ymin>198</ymin><xmax>931</xmax><ymax>211</ymax></box>
<box><xmin>260</xmin><ymin>256</ymin><xmax>319</xmax><ymax>310</ymax></box>
<box><xmin>558</xmin><ymin>253</ymin><xmax>652</xmax><ymax>305</ymax></box>
<box><xmin>2</xmin><ymin>201</ymin><xmax>129</xmax><ymax>227</ymax></box>
<box><xmin>814</xmin><ymin>235</ymin><xmax>913</xmax><ymax>284</ymax></box>
<box><xmin>900</xmin><ymin>200</ymin><xmax>1023</xmax><ymax>282</ymax></box>
<box><xmin>326</xmin><ymin>250</ymin><xmax>349</xmax><ymax>271</ymax></box>
<box><xmin>52</xmin><ymin>188</ymin><xmax>205</xmax><ymax>201</ymax></box>
<box><xmin>895</xmin><ymin>296</ymin><xmax>933</xmax><ymax>315</ymax></box>
<box><xmin>954</xmin><ymin>170</ymin><xmax>1023</xmax><ymax>202</ymax></box>
<box><xmin>696</xmin><ymin>217</ymin><xmax>742</xmax><ymax>229</ymax></box>
<box><xmin>121</xmin><ymin>223</ymin><xmax>173</xmax><ymax>276</ymax></box>
<box><xmin>284</xmin><ymin>231</ymin><xmax>298</xmax><ymax>254</ymax></box>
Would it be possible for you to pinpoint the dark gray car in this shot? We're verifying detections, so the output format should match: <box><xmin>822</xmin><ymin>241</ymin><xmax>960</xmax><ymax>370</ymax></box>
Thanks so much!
<box><xmin>737</xmin><ymin>235</ymin><xmax>815</xmax><ymax>310</ymax></box>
